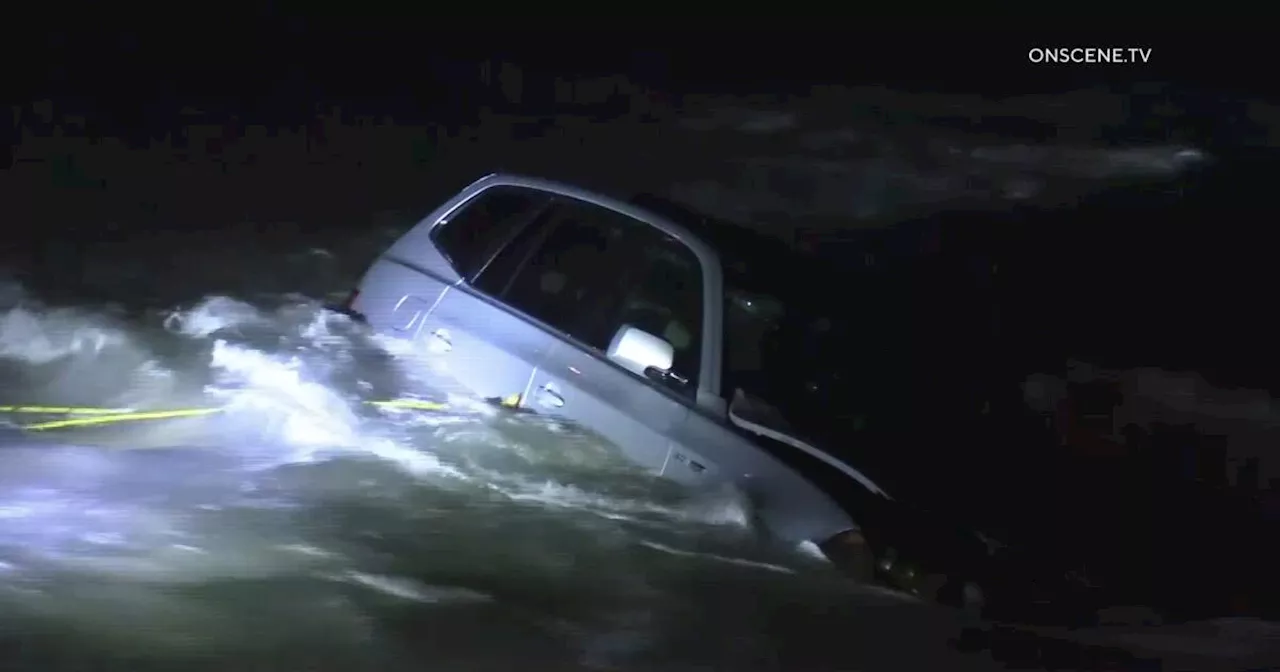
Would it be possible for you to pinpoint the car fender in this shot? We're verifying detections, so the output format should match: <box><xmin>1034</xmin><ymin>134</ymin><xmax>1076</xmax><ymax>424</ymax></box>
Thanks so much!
<box><xmin>674</xmin><ymin>410</ymin><xmax>859</xmax><ymax>548</ymax></box>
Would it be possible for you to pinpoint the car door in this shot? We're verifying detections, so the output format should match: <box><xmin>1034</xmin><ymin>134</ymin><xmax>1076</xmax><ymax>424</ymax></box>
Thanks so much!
<box><xmin>471</xmin><ymin>196</ymin><xmax>700</xmax><ymax>474</ymax></box>
<box><xmin>400</xmin><ymin>185</ymin><xmax>560</xmax><ymax>404</ymax></box>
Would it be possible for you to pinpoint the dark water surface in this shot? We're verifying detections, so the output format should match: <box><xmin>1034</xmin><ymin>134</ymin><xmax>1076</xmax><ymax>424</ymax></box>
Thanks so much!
<box><xmin>1</xmin><ymin>91</ymin><xmax>1276</xmax><ymax>670</ymax></box>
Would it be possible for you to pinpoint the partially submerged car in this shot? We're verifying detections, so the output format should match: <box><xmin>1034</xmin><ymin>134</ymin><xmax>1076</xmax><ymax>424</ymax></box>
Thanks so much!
<box><xmin>340</xmin><ymin>173</ymin><xmax>998</xmax><ymax>606</ymax></box>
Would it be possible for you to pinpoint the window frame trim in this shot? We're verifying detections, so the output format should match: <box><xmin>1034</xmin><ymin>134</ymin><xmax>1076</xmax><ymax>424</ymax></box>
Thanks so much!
<box><xmin>427</xmin><ymin>174</ymin><xmax>726</xmax><ymax>414</ymax></box>
<box><xmin>426</xmin><ymin>184</ymin><xmax>552</xmax><ymax>282</ymax></box>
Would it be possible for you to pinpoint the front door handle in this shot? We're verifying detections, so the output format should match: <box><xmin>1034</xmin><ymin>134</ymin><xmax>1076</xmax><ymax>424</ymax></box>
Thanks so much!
<box><xmin>536</xmin><ymin>384</ymin><xmax>564</xmax><ymax>408</ymax></box>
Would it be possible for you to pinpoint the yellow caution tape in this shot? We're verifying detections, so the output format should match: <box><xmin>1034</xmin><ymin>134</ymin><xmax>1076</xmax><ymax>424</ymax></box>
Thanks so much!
<box><xmin>6</xmin><ymin>398</ymin><xmax>455</xmax><ymax>432</ymax></box>
<box><xmin>2</xmin><ymin>392</ymin><xmax>543</xmax><ymax>432</ymax></box>
<box><xmin>366</xmin><ymin>399</ymin><xmax>449</xmax><ymax>411</ymax></box>
<box><xmin>23</xmin><ymin>408</ymin><xmax>225</xmax><ymax>431</ymax></box>
<box><xmin>0</xmin><ymin>406</ymin><xmax>138</xmax><ymax>415</ymax></box>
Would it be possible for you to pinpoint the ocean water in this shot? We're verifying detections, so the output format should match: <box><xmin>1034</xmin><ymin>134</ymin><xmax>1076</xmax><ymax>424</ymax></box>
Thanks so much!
<box><xmin>1</xmin><ymin>89</ymin><xmax>1274</xmax><ymax>670</ymax></box>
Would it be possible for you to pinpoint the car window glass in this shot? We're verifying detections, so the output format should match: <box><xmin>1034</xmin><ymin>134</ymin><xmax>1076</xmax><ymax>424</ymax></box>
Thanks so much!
<box><xmin>430</xmin><ymin>186</ymin><xmax>549</xmax><ymax>279</ymax></box>
<box><xmin>721</xmin><ymin>246</ymin><xmax>874</xmax><ymax>443</ymax></box>
<box><xmin>478</xmin><ymin>198</ymin><xmax>704</xmax><ymax>391</ymax></box>
<box><xmin>720</xmin><ymin>248</ymin><xmax>790</xmax><ymax>399</ymax></box>
<box><xmin>723</xmin><ymin>287</ymin><xmax>786</xmax><ymax>399</ymax></box>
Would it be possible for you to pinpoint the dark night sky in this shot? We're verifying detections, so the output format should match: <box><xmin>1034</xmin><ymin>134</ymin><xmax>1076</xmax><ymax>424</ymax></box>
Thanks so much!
<box><xmin>0</xmin><ymin>20</ymin><xmax>1268</xmax><ymax>171</ymax></box>
<box><xmin>5</xmin><ymin>20</ymin><xmax>1279</xmax><ymax>388</ymax></box>
<box><xmin>3</xmin><ymin>16</ymin><xmax>1274</xmax><ymax>110</ymax></box>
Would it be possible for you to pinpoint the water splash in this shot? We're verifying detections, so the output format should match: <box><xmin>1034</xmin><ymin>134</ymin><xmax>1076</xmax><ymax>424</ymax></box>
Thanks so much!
<box><xmin>0</xmin><ymin>283</ymin><xmax>866</xmax><ymax>670</ymax></box>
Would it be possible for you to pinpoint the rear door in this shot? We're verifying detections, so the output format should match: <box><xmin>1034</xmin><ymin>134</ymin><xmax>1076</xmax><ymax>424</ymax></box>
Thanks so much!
<box><xmin>393</xmin><ymin>185</ymin><xmax>558</xmax><ymax>403</ymax></box>
<box><xmin>471</xmin><ymin>196</ymin><xmax>701</xmax><ymax>474</ymax></box>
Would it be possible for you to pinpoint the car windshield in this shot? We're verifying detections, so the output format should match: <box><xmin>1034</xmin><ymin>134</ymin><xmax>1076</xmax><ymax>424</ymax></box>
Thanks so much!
<box><xmin>721</xmin><ymin>259</ymin><xmax>786</xmax><ymax>396</ymax></box>
<box><xmin>720</xmin><ymin>237</ymin><xmax>926</xmax><ymax>455</ymax></box>
<box><xmin>720</xmin><ymin>243</ymin><xmax>866</xmax><ymax>436</ymax></box>
<box><xmin>631</xmin><ymin>194</ymin><xmax>907</xmax><ymax>447</ymax></box>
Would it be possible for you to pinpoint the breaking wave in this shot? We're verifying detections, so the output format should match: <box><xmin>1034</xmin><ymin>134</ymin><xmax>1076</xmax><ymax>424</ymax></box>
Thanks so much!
<box><xmin>0</xmin><ymin>283</ymin><xmax>887</xmax><ymax>670</ymax></box>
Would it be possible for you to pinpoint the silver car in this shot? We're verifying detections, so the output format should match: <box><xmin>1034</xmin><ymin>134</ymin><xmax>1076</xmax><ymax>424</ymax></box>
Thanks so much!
<box><xmin>343</xmin><ymin>173</ymin><xmax>894</xmax><ymax>579</ymax></box>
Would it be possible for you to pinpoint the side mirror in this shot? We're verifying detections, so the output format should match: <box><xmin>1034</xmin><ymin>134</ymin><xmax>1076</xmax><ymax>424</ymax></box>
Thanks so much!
<box><xmin>606</xmin><ymin>324</ymin><xmax>674</xmax><ymax>378</ymax></box>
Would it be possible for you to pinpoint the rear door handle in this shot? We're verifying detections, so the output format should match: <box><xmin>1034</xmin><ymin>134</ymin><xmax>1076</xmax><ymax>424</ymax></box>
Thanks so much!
<box><xmin>429</xmin><ymin>329</ymin><xmax>452</xmax><ymax>353</ymax></box>
<box><xmin>536</xmin><ymin>384</ymin><xmax>564</xmax><ymax>408</ymax></box>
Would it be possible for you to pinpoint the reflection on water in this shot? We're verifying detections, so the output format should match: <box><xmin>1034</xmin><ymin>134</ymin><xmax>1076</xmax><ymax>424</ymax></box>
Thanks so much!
<box><xmin>0</xmin><ymin>286</ymin><xmax>994</xmax><ymax>671</ymax></box>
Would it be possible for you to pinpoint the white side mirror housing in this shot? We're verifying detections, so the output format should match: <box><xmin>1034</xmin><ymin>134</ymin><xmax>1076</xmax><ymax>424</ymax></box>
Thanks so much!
<box><xmin>606</xmin><ymin>324</ymin><xmax>674</xmax><ymax>378</ymax></box>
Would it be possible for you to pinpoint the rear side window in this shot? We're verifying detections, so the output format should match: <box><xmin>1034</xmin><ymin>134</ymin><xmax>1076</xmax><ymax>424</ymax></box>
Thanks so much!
<box><xmin>430</xmin><ymin>186</ymin><xmax>549</xmax><ymax>280</ymax></box>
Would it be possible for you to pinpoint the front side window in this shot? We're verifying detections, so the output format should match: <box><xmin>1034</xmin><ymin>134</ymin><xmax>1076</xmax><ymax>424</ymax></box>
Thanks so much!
<box><xmin>430</xmin><ymin>186</ymin><xmax>550</xmax><ymax>280</ymax></box>
<box><xmin>475</xmin><ymin>197</ymin><xmax>704</xmax><ymax>391</ymax></box>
